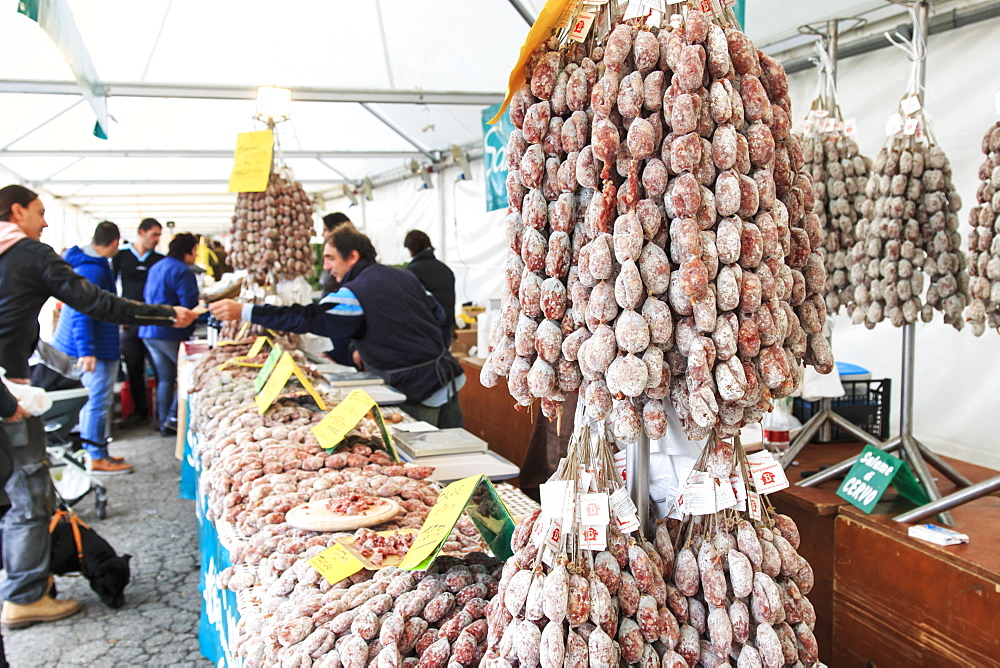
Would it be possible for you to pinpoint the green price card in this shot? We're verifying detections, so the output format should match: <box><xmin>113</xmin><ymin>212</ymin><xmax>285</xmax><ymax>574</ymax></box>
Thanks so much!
<box><xmin>836</xmin><ymin>444</ymin><xmax>931</xmax><ymax>513</ymax></box>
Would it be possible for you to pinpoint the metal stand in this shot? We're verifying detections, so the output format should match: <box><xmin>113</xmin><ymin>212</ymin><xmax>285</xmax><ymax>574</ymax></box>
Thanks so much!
<box><xmin>799</xmin><ymin>3</ymin><xmax>973</xmax><ymax>527</ymax></box>
<box><xmin>893</xmin><ymin>474</ymin><xmax>1000</xmax><ymax>523</ymax></box>
<box><xmin>627</xmin><ymin>433</ymin><xmax>651</xmax><ymax>538</ymax></box>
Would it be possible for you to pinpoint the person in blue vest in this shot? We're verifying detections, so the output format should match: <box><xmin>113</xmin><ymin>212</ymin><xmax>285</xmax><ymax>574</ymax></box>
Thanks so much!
<box><xmin>210</xmin><ymin>226</ymin><xmax>465</xmax><ymax>428</ymax></box>
<box><xmin>140</xmin><ymin>233</ymin><xmax>200</xmax><ymax>436</ymax></box>
<box><xmin>53</xmin><ymin>221</ymin><xmax>134</xmax><ymax>474</ymax></box>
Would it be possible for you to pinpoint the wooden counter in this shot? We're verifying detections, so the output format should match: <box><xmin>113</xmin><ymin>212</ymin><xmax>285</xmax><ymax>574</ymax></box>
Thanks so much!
<box><xmin>458</xmin><ymin>357</ymin><xmax>534</xmax><ymax>488</ymax></box>
<box><xmin>769</xmin><ymin>441</ymin><xmax>1000</xmax><ymax>666</ymax></box>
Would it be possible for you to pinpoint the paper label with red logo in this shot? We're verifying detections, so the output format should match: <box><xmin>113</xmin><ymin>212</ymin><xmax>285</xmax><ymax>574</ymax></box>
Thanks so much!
<box><xmin>578</xmin><ymin>492</ymin><xmax>610</xmax><ymax>526</ymax></box>
<box><xmin>747</xmin><ymin>491</ymin><xmax>763</xmax><ymax>521</ymax></box>
<box><xmin>568</xmin><ymin>11</ymin><xmax>596</xmax><ymax>42</ymax></box>
<box><xmin>844</xmin><ymin>118</ymin><xmax>858</xmax><ymax>136</ymax></box>
<box><xmin>730</xmin><ymin>472</ymin><xmax>748</xmax><ymax>510</ymax></box>
<box><xmin>579</xmin><ymin>524</ymin><xmax>607</xmax><ymax>551</ymax></box>
<box><xmin>544</xmin><ymin>518</ymin><xmax>563</xmax><ymax>551</ymax></box>
<box><xmin>745</xmin><ymin>451</ymin><xmax>789</xmax><ymax>494</ymax></box>
<box><xmin>903</xmin><ymin>117</ymin><xmax>919</xmax><ymax>136</ymax></box>
<box><xmin>609</xmin><ymin>487</ymin><xmax>640</xmax><ymax>533</ymax></box>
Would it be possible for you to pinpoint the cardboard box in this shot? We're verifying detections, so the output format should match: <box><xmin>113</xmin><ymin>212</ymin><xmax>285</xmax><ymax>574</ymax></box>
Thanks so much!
<box><xmin>451</xmin><ymin>328</ymin><xmax>477</xmax><ymax>357</ymax></box>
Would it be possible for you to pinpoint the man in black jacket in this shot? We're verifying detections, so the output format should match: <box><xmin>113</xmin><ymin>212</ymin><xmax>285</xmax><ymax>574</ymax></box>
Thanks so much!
<box><xmin>403</xmin><ymin>230</ymin><xmax>456</xmax><ymax>340</ymax></box>
<box><xmin>211</xmin><ymin>227</ymin><xmax>465</xmax><ymax>428</ymax></box>
<box><xmin>0</xmin><ymin>185</ymin><xmax>196</xmax><ymax>629</ymax></box>
<box><xmin>112</xmin><ymin>217</ymin><xmax>164</xmax><ymax>429</ymax></box>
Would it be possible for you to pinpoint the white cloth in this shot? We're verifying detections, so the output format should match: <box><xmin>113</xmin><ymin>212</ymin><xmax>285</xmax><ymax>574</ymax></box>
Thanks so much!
<box><xmin>0</xmin><ymin>368</ymin><xmax>52</xmax><ymax>416</ymax></box>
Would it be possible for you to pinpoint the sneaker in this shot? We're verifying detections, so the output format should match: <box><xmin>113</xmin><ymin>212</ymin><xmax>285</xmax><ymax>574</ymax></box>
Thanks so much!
<box><xmin>90</xmin><ymin>458</ymin><xmax>134</xmax><ymax>475</ymax></box>
<box><xmin>159</xmin><ymin>424</ymin><xmax>177</xmax><ymax>438</ymax></box>
<box><xmin>106</xmin><ymin>455</ymin><xmax>126</xmax><ymax>465</ymax></box>
<box><xmin>115</xmin><ymin>414</ymin><xmax>150</xmax><ymax>430</ymax></box>
<box><xmin>1</xmin><ymin>595</ymin><xmax>81</xmax><ymax>629</ymax></box>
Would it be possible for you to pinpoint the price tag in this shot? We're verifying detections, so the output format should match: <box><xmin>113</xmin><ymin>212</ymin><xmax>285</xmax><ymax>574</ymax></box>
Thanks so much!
<box><xmin>579</xmin><ymin>524</ymin><xmax>607</xmax><ymax>551</ymax></box>
<box><xmin>236</xmin><ymin>321</ymin><xmax>251</xmax><ymax>339</ymax></box>
<box><xmin>308</xmin><ymin>543</ymin><xmax>365</xmax><ymax>585</ymax></box>
<box><xmin>903</xmin><ymin>117</ymin><xmax>919</xmax><ymax>136</ymax></box>
<box><xmin>610</xmin><ymin>487</ymin><xmax>638</xmax><ymax>519</ymax></box>
<box><xmin>578</xmin><ymin>492</ymin><xmax>610</xmax><ymax>526</ymax></box>
<box><xmin>568</xmin><ymin>11</ymin><xmax>596</xmax><ymax>42</ymax></box>
<box><xmin>745</xmin><ymin>451</ymin><xmax>789</xmax><ymax>495</ymax></box>
<box><xmin>822</xmin><ymin>117</ymin><xmax>838</xmax><ymax>133</ymax></box>
<box><xmin>228</xmin><ymin>129</ymin><xmax>273</xmax><ymax>193</ymax></box>
<box><xmin>400</xmin><ymin>474</ymin><xmax>515</xmax><ymax>570</ymax></box>
<box><xmin>246</xmin><ymin>335</ymin><xmax>272</xmax><ymax>358</ymax></box>
<box><xmin>836</xmin><ymin>444</ymin><xmax>930</xmax><ymax>513</ymax></box>
<box><xmin>843</xmin><ymin>118</ymin><xmax>858</xmax><ymax>137</ymax></box>
<box><xmin>255</xmin><ymin>352</ymin><xmax>327</xmax><ymax>414</ymax></box>
<box><xmin>253</xmin><ymin>343</ymin><xmax>284</xmax><ymax>393</ymax></box>
<box><xmin>714</xmin><ymin>478</ymin><xmax>738</xmax><ymax>510</ymax></box>
<box><xmin>885</xmin><ymin>113</ymin><xmax>903</xmax><ymax>137</ymax></box>
<box><xmin>900</xmin><ymin>95</ymin><xmax>922</xmax><ymax>115</ymax></box>
<box><xmin>747</xmin><ymin>491</ymin><xmax>762</xmax><ymax>521</ymax></box>
<box><xmin>311</xmin><ymin>389</ymin><xmax>399</xmax><ymax>461</ymax></box>
<box><xmin>679</xmin><ymin>479</ymin><xmax>716</xmax><ymax>516</ymax></box>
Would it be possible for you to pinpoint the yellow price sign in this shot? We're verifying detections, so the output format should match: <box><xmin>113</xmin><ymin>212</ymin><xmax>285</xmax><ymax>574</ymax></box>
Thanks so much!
<box><xmin>254</xmin><ymin>343</ymin><xmax>284</xmax><ymax>393</ymax></box>
<box><xmin>311</xmin><ymin>389</ymin><xmax>400</xmax><ymax>461</ymax></box>
<box><xmin>219</xmin><ymin>320</ymin><xmax>252</xmax><ymax>345</ymax></box>
<box><xmin>228</xmin><ymin>129</ymin><xmax>273</xmax><ymax>193</ymax></box>
<box><xmin>254</xmin><ymin>352</ymin><xmax>328</xmax><ymax>414</ymax></box>
<box><xmin>399</xmin><ymin>475</ymin><xmax>485</xmax><ymax>570</ymax></box>
<box><xmin>246</xmin><ymin>335</ymin><xmax>273</xmax><ymax>358</ymax></box>
<box><xmin>308</xmin><ymin>543</ymin><xmax>366</xmax><ymax>585</ymax></box>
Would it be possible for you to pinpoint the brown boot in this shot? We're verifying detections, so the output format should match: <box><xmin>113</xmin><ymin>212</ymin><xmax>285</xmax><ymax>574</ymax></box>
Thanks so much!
<box><xmin>90</xmin><ymin>458</ymin><xmax>134</xmax><ymax>475</ymax></box>
<box><xmin>1</xmin><ymin>595</ymin><xmax>81</xmax><ymax>629</ymax></box>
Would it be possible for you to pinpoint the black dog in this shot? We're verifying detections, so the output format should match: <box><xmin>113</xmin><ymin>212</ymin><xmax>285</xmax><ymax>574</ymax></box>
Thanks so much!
<box><xmin>47</xmin><ymin>519</ymin><xmax>132</xmax><ymax>609</ymax></box>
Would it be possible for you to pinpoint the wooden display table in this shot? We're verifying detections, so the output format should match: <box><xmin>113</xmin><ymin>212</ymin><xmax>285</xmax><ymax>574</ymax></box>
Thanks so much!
<box><xmin>770</xmin><ymin>442</ymin><xmax>1000</xmax><ymax>666</ymax></box>
<box><xmin>458</xmin><ymin>357</ymin><xmax>534</xmax><ymax>488</ymax></box>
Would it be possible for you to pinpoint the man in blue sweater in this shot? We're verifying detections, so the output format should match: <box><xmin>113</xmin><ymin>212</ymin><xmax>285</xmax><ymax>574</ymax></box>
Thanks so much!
<box><xmin>211</xmin><ymin>227</ymin><xmax>465</xmax><ymax>427</ymax></box>
<box><xmin>53</xmin><ymin>222</ymin><xmax>133</xmax><ymax>474</ymax></box>
<box><xmin>141</xmin><ymin>233</ymin><xmax>200</xmax><ymax>436</ymax></box>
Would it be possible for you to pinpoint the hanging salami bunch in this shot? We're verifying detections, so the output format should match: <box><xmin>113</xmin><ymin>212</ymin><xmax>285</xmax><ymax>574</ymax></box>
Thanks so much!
<box><xmin>666</xmin><ymin>434</ymin><xmax>821</xmax><ymax>667</ymax></box>
<box><xmin>850</xmin><ymin>95</ymin><xmax>968</xmax><ymax>329</ymax></box>
<box><xmin>481</xmin><ymin>423</ymin><xmax>679</xmax><ymax>668</ymax></box>
<box><xmin>483</xmin><ymin>3</ymin><xmax>832</xmax><ymax>442</ymax></box>
<box><xmin>964</xmin><ymin>120</ymin><xmax>1000</xmax><ymax>335</ymax></box>
<box><xmin>230</xmin><ymin>167</ymin><xmax>316</xmax><ymax>285</ymax></box>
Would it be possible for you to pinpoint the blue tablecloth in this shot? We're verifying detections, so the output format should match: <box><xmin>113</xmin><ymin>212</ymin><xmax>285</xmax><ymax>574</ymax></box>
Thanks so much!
<box><xmin>180</xmin><ymin>408</ymin><xmax>242</xmax><ymax>666</ymax></box>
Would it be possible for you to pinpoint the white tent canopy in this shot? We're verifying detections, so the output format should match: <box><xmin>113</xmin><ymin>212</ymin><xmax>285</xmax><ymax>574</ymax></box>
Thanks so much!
<box><xmin>3</xmin><ymin>0</ymin><xmax>991</xmax><ymax>232</ymax></box>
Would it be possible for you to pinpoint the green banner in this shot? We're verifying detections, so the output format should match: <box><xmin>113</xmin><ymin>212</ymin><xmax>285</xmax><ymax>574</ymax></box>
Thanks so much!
<box><xmin>482</xmin><ymin>103</ymin><xmax>515</xmax><ymax>212</ymax></box>
<box><xmin>836</xmin><ymin>445</ymin><xmax>931</xmax><ymax>513</ymax></box>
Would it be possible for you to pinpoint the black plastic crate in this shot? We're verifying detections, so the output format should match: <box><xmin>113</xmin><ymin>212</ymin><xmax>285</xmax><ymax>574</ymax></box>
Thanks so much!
<box><xmin>792</xmin><ymin>379</ymin><xmax>891</xmax><ymax>443</ymax></box>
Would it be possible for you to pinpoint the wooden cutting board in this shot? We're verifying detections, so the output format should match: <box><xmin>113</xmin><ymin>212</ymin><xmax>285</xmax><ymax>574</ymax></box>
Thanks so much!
<box><xmin>285</xmin><ymin>498</ymin><xmax>403</xmax><ymax>532</ymax></box>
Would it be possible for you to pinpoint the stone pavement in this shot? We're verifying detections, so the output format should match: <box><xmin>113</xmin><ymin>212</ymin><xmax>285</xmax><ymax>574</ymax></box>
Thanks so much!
<box><xmin>3</xmin><ymin>428</ymin><xmax>210</xmax><ymax>668</ymax></box>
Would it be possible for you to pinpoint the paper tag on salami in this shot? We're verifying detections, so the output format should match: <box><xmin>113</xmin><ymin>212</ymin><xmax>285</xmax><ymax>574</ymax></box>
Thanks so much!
<box><xmin>568</xmin><ymin>11</ymin><xmax>596</xmax><ymax>42</ymax></box>
<box><xmin>578</xmin><ymin>492</ymin><xmax>611</xmax><ymax>526</ymax></box>
<box><xmin>614</xmin><ymin>512</ymin><xmax>641</xmax><ymax>533</ymax></box>
<box><xmin>822</xmin><ymin>117</ymin><xmax>837</xmax><ymax>133</ymax></box>
<box><xmin>746</xmin><ymin>451</ymin><xmax>790</xmax><ymax>494</ymax></box>
<box><xmin>747</xmin><ymin>491</ymin><xmax>763</xmax><ymax>521</ymax></box>
<box><xmin>730</xmin><ymin>472</ymin><xmax>748</xmax><ymax>510</ymax></box>
<box><xmin>900</xmin><ymin>94</ymin><xmax>922</xmax><ymax>115</ymax></box>
<box><xmin>843</xmin><ymin>117</ymin><xmax>858</xmax><ymax>136</ymax></box>
<box><xmin>540</xmin><ymin>480</ymin><xmax>572</xmax><ymax>516</ymax></box>
<box><xmin>680</xmin><ymin>479</ymin><xmax>716</xmax><ymax>516</ymax></box>
<box><xmin>544</xmin><ymin>518</ymin><xmax>563</xmax><ymax>551</ymax></box>
<box><xmin>669</xmin><ymin>13</ymin><xmax>683</xmax><ymax>28</ymax></box>
<box><xmin>903</xmin><ymin>117</ymin><xmax>919</xmax><ymax>136</ymax></box>
<box><xmin>885</xmin><ymin>112</ymin><xmax>903</xmax><ymax>137</ymax></box>
<box><xmin>579</xmin><ymin>524</ymin><xmax>607</xmax><ymax>551</ymax></box>
<box><xmin>914</xmin><ymin>120</ymin><xmax>925</xmax><ymax>142</ymax></box>
<box><xmin>610</xmin><ymin>487</ymin><xmax>638</xmax><ymax>519</ymax></box>
<box><xmin>714</xmin><ymin>478</ymin><xmax>738</xmax><ymax>511</ymax></box>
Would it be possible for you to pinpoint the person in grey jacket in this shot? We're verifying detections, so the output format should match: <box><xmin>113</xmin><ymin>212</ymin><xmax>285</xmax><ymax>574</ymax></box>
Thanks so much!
<box><xmin>0</xmin><ymin>184</ymin><xmax>196</xmax><ymax>629</ymax></box>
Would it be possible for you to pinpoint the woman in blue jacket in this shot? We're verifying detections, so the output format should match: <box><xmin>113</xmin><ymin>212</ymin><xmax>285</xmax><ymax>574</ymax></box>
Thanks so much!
<box><xmin>53</xmin><ymin>222</ymin><xmax>133</xmax><ymax>474</ymax></box>
<box><xmin>141</xmin><ymin>233</ymin><xmax>199</xmax><ymax>436</ymax></box>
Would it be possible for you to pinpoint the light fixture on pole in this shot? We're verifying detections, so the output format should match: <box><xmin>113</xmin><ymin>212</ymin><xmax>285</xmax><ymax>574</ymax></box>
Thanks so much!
<box><xmin>342</xmin><ymin>184</ymin><xmax>359</xmax><ymax>207</ymax></box>
<box><xmin>362</xmin><ymin>178</ymin><xmax>373</xmax><ymax>201</ymax></box>
<box><xmin>255</xmin><ymin>86</ymin><xmax>292</xmax><ymax>125</ymax></box>
<box><xmin>449</xmin><ymin>145</ymin><xmax>472</xmax><ymax>181</ymax></box>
